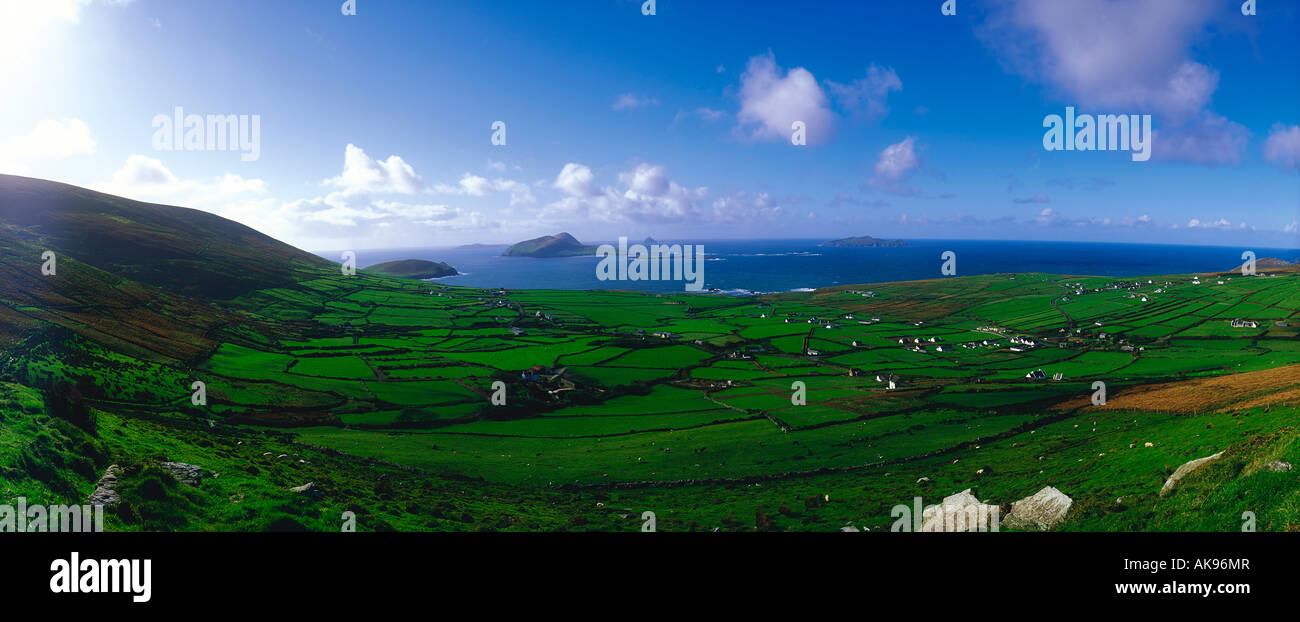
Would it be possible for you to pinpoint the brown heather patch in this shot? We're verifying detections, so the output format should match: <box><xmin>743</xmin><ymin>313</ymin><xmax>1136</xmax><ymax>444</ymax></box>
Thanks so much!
<box><xmin>1052</xmin><ymin>364</ymin><xmax>1300</xmax><ymax>414</ymax></box>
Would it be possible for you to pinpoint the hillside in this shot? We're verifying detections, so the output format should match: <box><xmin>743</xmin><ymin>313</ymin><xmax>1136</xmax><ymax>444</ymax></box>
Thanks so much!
<box><xmin>0</xmin><ymin>177</ymin><xmax>1297</xmax><ymax>533</ymax></box>
<box><xmin>0</xmin><ymin>174</ymin><xmax>329</xmax><ymax>300</ymax></box>
<box><xmin>502</xmin><ymin>232</ymin><xmax>598</xmax><ymax>257</ymax></box>
<box><xmin>364</xmin><ymin>259</ymin><xmax>458</xmax><ymax>280</ymax></box>
<box><xmin>1225</xmin><ymin>256</ymin><xmax>1300</xmax><ymax>274</ymax></box>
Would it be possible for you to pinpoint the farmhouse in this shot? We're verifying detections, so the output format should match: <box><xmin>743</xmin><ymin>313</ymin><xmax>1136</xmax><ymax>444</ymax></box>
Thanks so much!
<box><xmin>521</xmin><ymin>365</ymin><xmax>567</xmax><ymax>383</ymax></box>
<box><xmin>1025</xmin><ymin>369</ymin><xmax>1048</xmax><ymax>381</ymax></box>
<box><xmin>1230</xmin><ymin>319</ymin><xmax>1259</xmax><ymax>328</ymax></box>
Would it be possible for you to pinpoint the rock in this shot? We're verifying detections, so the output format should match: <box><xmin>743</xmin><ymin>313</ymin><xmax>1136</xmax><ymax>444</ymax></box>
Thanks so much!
<box><xmin>290</xmin><ymin>482</ymin><xmax>324</xmax><ymax>500</ymax></box>
<box><xmin>916</xmin><ymin>476</ymin><xmax>931</xmax><ymax>484</ymax></box>
<box><xmin>160</xmin><ymin>461</ymin><xmax>203</xmax><ymax>486</ymax></box>
<box><xmin>1003</xmin><ymin>486</ymin><xmax>1073</xmax><ymax>531</ymax></box>
<box><xmin>920</xmin><ymin>489</ymin><xmax>999</xmax><ymax>532</ymax></box>
<box><xmin>1160</xmin><ymin>451</ymin><xmax>1224</xmax><ymax>496</ymax></box>
<box><xmin>840</xmin><ymin>526</ymin><xmax>860</xmax><ymax>532</ymax></box>
<box><xmin>88</xmin><ymin>464</ymin><xmax>123</xmax><ymax>508</ymax></box>
<box><xmin>1264</xmin><ymin>460</ymin><xmax>1293</xmax><ymax>472</ymax></box>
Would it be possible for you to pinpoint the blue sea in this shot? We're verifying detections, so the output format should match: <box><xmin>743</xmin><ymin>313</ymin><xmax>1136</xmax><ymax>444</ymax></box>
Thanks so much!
<box><xmin>319</xmin><ymin>239</ymin><xmax>1300</xmax><ymax>294</ymax></box>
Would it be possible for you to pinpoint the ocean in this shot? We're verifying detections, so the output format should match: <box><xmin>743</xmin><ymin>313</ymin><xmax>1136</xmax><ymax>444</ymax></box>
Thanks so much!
<box><xmin>319</xmin><ymin>239</ymin><xmax>1300</xmax><ymax>294</ymax></box>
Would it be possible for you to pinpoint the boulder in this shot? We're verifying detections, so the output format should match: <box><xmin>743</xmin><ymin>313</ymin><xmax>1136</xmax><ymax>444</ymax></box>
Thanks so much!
<box><xmin>1264</xmin><ymin>460</ymin><xmax>1293</xmax><ymax>472</ymax></box>
<box><xmin>920</xmin><ymin>489</ymin><xmax>999</xmax><ymax>532</ymax></box>
<box><xmin>1003</xmin><ymin>486</ymin><xmax>1073</xmax><ymax>531</ymax></box>
<box><xmin>87</xmin><ymin>464</ymin><xmax>123</xmax><ymax>508</ymax></box>
<box><xmin>1159</xmin><ymin>451</ymin><xmax>1223</xmax><ymax>496</ymax></box>
<box><xmin>160</xmin><ymin>461</ymin><xmax>203</xmax><ymax>486</ymax></box>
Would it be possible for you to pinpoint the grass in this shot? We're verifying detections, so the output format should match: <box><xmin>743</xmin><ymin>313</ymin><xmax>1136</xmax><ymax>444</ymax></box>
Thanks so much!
<box><xmin>2</xmin><ymin>206</ymin><xmax>1296</xmax><ymax>531</ymax></box>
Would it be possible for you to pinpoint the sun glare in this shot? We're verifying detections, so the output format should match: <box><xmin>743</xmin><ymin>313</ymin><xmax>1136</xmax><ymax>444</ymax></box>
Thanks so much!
<box><xmin>0</xmin><ymin>0</ymin><xmax>84</xmax><ymax>77</ymax></box>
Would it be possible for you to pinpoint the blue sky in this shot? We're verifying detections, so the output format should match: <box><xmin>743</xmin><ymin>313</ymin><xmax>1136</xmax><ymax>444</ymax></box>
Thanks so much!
<box><xmin>1</xmin><ymin>0</ymin><xmax>1297</xmax><ymax>251</ymax></box>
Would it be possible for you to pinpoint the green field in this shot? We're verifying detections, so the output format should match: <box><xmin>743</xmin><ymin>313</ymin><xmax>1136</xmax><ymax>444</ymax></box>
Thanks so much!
<box><xmin>4</xmin><ymin>212</ymin><xmax>1298</xmax><ymax>532</ymax></box>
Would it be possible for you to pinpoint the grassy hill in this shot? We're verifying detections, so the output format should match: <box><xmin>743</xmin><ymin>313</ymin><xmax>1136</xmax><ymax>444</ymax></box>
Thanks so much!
<box><xmin>363</xmin><ymin>259</ymin><xmax>458</xmax><ymax>280</ymax></box>
<box><xmin>0</xmin><ymin>174</ymin><xmax>328</xmax><ymax>300</ymax></box>
<box><xmin>502</xmin><ymin>232</ymin><xmax>598</xmax><ymax>257</ymax></box>
<box><xmin>0</xmin><ymin>177</ymin><xmax>1296</xmax><ymax>531</ymax></box>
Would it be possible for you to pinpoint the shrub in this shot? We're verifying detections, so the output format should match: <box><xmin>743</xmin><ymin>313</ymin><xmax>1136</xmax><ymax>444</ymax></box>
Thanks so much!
<box><xmin>48</xmin><ymin>383</ymin><xmax>96</xmax><ymax>435</ymax></box>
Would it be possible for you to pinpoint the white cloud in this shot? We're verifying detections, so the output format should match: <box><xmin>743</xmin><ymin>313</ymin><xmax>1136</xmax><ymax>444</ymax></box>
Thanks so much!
<box><xmin>0</xmin><ymin>118</ymin><xmax>96</xmax><ymax>174</ymax></box>
<box><xmin>286</xmin><ymin>190</ymin><xmax>389</xmax><ymax>227</ymax></box>
<box><xmin>612</xmin><ymin>94</ymin><xmax>660</xmax><ymax>111</ymax></box>
<box><xmin>101</xmin><ymin>154</ymin><xmax>178</xmax><ymax>189</ymax></box>
<box><xmin>1121</xmin><ymin>213</ymin><xmax>1155</xmax><ymax>227</ymax></box>
<box><xmin>325</xmin><ymin>143</ymin><xmax>422</xmax><ymax>194</ymax></box>
<box><xmin>1264</xmin><ymin>124</ymin><xmax>1300</xmax><ymax>172</ymax></box>
<box><xmin>620</xmin><ymin>163</ymin><xmax>670</xmax><ymax>197</ymax></box>
<box><xmin>89</xmin><ymin>152</ymin><xmax>497</xmax><ymax>249</ymax></box>
<box><xmin>827</xmin><ymin>64</ymin><xmax>902</xmax><ymax>123</ymax></box>
<box><xmin>675</xmin><ymin>107</ymin><xmax>727</xmax><ymax>125</ymax></box>
<box><xmin>736</xmin><ymin>52</ymin><xmax>833</xmax><ymax>144</ymax></box>
<box><xmin>434</xmin><ymin>172</ymin><xmax>535</xmax><ymax>206</ymax></box>
<box><xmin>711</xmin><ymin>191</ymin><xmax>784</xmax><ymax>224</ymax></box>
<box><xmin>553</xmin><ymin>163</ymin><xmax>598</xmax><ymax>198</ymax></box>
<box><xmin>93</xmin><ymin>154</ymin><xmax>266</xmax><ymax>210</ymax></box>
<box><xmin>978</xmin><ymin>0</ymin><xmax>1245</xmax><ymax>165</ymax></box>
<box><xmin>867</xmin><ymin>136</ymin><xmax>921</xmax><ymax>196</ymax></box>
<box><xmin>542</xmin><ymin>162</ymin><xmax>713</xmax><ymax>225</ymax></box>
<box><xmin>1013</xmin><ymin>193</ymin><xmax>1050</xmax><ymax>204</ymax></box>
<box><xmin>1187</xmin><ymin>217</ymin><xmax>1238</xmax><ymax>230</ymax></box>
<box><xmin>1153</xmin><ymin>112</ymin><xmax>1249</xmax><ymax>165</ymax></box>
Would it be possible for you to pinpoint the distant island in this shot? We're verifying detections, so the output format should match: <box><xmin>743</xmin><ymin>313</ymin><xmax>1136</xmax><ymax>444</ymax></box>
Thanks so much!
<box><xmin>503</xmin><ymin>232</ymin><xmax>598</xmax><ymax>258</ymax></box>
<box><xmin>455</xmin><ymin>243</ymin><xmax>505</xmax><ymax>249</ymax></box>
<box><xmin>364</xmin><ymin>259</ymin><xmax>459</xmax><ymax>279</ymax></box>
<box><xmin>820</xmin><ymin>235</ymin><xmax>907</xmax><ymax>248</ymax></box>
